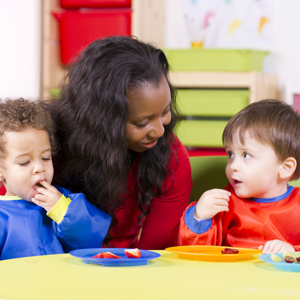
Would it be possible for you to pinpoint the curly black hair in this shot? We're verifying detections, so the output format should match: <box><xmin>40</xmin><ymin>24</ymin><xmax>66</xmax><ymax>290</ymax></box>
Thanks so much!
<box><xmin>44</xmin><ymin>36</ymin><xmax>180</xmax><ymax>240</ymax></box>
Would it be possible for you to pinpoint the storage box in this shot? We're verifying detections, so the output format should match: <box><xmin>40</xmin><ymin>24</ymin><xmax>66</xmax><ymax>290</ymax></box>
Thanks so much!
<box><xmin>176</xmin><ymin>89</ymin><xmax>249</xmax><ymax>117</ymax></box>
<box><xmin>175</xmin><ymin>120</ymin><xmax>228</xmax><ymax>147</ymax></box>
<box><xmin>53</xmin><ymin>9</ymin><xmax>131</xmax><ymax>64</ymax></box>
<box><xmin>60</xmin><ymin>0</ymin><xmax>131</xmax><ymax>8</ymax></box>
<box><xmin>163</xmin><ymin>49</ymin><xmax>269</xmax><ymax>72</ymax></box>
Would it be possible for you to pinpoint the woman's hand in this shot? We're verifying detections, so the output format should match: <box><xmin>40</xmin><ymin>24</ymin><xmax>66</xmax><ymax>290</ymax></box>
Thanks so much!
<box><xmin>31</xmin><ymin>181</ymin><xmax>62</xmax><ymax>212</ymax></box>
<box><xmin>194</xmin><ymin>189</ymin><xmax>231</xmax><ymax>221</ymax></box>
<box><xmin>259</xmin><ymin>239</ymin><xmax>295</xmax><ymax>254</ymax></box>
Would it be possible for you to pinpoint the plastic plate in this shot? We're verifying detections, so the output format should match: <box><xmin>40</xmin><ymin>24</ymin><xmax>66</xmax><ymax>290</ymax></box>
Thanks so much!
<box><xmin>260</xmin><ymin>253</ymin><xmax>300</xmax><ymax>272</ymax></box>
<box><xmin>69</xmin><ymin>248</ymin><xmax>161</xmax><ymax>267</ymax></box>
<box><xmin>165</xmin><ymin>245</ymin><xmax>262</xmax><ymax>262</ymax></box>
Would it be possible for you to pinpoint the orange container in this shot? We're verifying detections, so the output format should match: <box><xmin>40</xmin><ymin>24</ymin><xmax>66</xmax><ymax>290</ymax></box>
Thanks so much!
<box><xmin>53</xmin><ymin>8</ymin><xmax>131</xmax><ymax>64</ymax></box>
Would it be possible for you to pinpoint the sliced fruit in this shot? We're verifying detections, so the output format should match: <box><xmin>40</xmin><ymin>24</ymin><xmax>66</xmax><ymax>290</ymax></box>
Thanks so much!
<box><xmin>230</xmin><ymin>248</ymin><xmax>239</xmax><ymax>254</ymax></box>
<box><xmin>221</xmin><ymin>248</ymin><xmax>239</xmax><ymax>254</ymax></box>
<box><xmin>295</xmin><ymin>252</ymin><xmax>300</xmax><ymax>263</ymax></box>
<box><xmin>270</xmin><ymin>253</ymin><xmax>282</xmax><ymax>262</ymax></box>
<box><xmin>92</xmin><ymin>252</ymin><xmax>122</xmax><ymax>259</ymax></box>
<box><xmin>283</xmin><ymin>251</ymin><xmax>295</xmax><ymax>259</ymax></box>
<box><xmin>124</xmin><ymin>248</ymin><xmax>141</xmax><ymax>258</ymax></box>
<box><xmin>284</xmin><ymin>255</ymin><xmax>295</xmax><ymax>263</ymax></box>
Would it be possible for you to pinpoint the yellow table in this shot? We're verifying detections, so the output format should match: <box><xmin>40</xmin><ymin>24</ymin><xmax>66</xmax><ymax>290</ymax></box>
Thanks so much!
<box><xmin>0</xmin><ymin>250</ymin><xmax>299</xmax><ymax>300</ymax></box>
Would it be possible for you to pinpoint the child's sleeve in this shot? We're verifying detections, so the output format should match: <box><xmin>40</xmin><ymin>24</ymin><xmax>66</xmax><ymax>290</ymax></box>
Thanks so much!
<box><xmin>0</xmin><ymin>216</ymin><xmax>6</xmax><ymax>255</ymax></box>
<box><xmin>294</xmin><ymin>245</ymin><xmax>300</xmax><ymax>251</ymax></box>
<box><xmin>176</xmin><ymin>202</ymin><xmax>224</xmax><ymax>246</ymax></box>
<box><xmin>50</xmin><ymin>187</ymin><xmax>112</xmax><ymax>252</ymax></box>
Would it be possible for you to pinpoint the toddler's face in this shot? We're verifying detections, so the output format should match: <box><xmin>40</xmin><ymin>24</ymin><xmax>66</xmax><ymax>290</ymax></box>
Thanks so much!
<box><xmin>0</xmin><ymin>127</ymin><xmax>54</xmax><ymax>201</ymax></box>
<box><xmin>225</xmin><ymin>130</ymin><xmax>285</xmax><ymax>199</ymax></box>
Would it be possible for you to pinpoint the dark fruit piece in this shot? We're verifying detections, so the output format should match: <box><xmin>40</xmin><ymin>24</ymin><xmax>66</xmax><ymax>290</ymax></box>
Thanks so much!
<box><xmin>284</xmin><ymin>255</ymin><xmax>295</xmax><ymax>263</ymax></box>
<box><xmin>231</xmin><ymin>249</ymin><xmax>239</xmax><ymax>254</ymax></box>
<box><xmin>221</xmin><ymin>248</ymin><xmax>239</xmax><ymax>254</ymax></box>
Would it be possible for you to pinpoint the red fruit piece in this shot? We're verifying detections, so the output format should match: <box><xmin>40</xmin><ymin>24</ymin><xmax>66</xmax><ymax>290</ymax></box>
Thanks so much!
<box><xmin>231</xmin><ymin>248</ymin><xmax>239</xmax><ymax>254</ymax></box>
<box><xmin>221</xmin><ymin>248</ymin><xmax>239</xmax><ymax>254</ymax></box>
<box><xmin>124</xmin><ymin>248</ymin><xmax>141</xmax><ymax>258</ymax></box>
<box><xmin>92</xmin><ymin>252</ymin><xmax>122</xmax><ymax>259</ymax></box>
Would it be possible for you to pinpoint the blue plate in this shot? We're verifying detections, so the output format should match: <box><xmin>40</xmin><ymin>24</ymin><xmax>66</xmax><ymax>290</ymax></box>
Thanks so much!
<box><xmin>259</xmin><ymin>254</ymin><xmax>300</xmax><ymax>272</ymax></box>
<box><xmin>69</xmin><ymin>248</ymin><xmax>161</xmax><ymax>267</ymax></box>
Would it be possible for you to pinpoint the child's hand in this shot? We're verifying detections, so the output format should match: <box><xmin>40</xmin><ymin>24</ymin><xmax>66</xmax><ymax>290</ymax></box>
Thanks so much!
<box><xmin>194</xmin><ymin>189</ymin><xmax>231</xmax><ymax>221</ymax></box>
<box><xmin>31</xmin><ymin>181</ymin><xmax>62</xmax><ymax>212</ymax></box>
<box><xmin>258</xmin><ymin>239</ymin><xmax>295</xmax><ymax>254</ymax></box>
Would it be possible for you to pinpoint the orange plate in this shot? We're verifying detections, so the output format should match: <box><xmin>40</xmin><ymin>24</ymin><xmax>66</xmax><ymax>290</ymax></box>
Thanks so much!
<box><xmin>165</xmin><ymin>246</ymin><xmax>262</xmax><ymax>262</ymax></box>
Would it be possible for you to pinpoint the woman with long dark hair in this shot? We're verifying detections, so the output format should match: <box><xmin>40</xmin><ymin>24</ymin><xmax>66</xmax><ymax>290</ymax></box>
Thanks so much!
<box><xmin>46</xmin><ymin>36</ymin><xmax>192</xmax><ymax>250</ymax></box>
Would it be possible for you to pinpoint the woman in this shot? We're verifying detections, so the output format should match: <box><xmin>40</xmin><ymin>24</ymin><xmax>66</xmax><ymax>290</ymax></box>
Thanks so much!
<box><xmin>46</xmin><ymin>36</ymin><xmax>192</xmax><ymax>250</ymax></box>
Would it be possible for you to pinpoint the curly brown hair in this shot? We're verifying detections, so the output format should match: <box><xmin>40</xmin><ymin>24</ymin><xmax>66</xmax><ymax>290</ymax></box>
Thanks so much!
<box><xmin>0</xmin><ymin>98</ymin><xmax>56</xmax><ymax>160</ymax></box>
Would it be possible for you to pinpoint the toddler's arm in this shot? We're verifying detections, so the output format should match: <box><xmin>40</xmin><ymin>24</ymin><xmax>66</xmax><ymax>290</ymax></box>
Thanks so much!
<box><xmin>259</xmin><ymin>239</ymin><xmax>295</xmax><ymax>254</ymax></box>
<box><xmin>176</xmin><ymin>189</ymin><xmax>231</xmax><ymax>246</ymax></box>
<box><xmin>31</xmin><ymin>181</ymin><xmax>62</xmax><ymax>212</ymax></box>
<box><xmin>34</xmin><ymin>185</ymin><xmax>111</xmax><ymax>251</ymax></box>
<box><xmin>195</xmin><ymin>189</ymin><xmax>231</xmax><ymax>220</ymax></box>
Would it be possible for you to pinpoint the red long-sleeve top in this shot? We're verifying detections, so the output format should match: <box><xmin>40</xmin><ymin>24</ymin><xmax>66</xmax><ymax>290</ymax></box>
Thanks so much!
<box><xmin>177</xmin><ymin>184</ymin><xmax>300</xmax><ymax>251</ymax></box>
<box><xmin>109</xmin><ymin>139</ymin><xmax>192</xmax><ymax>250</ymax></box>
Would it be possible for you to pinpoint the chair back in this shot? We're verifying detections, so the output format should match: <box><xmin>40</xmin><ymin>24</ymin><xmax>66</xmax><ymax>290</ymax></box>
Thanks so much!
<box><xmin>189</xmin><ymin>156</ymin><xmax>228</xmax><ymax>203</ymax></box>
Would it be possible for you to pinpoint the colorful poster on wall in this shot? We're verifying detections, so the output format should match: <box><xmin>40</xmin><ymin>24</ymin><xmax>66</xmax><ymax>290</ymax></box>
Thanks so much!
<box><xmin>181</xmin><ymin>0</ymin><xmax>274</xmax><ymax>49</ymax></box>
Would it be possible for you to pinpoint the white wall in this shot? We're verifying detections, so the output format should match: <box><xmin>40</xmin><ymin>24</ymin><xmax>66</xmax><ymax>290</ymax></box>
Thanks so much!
<box><xmin>267</xmin><ymin>0</ymin><xmax>300</xmax><ymax>103</ymax></box>
<box><xmin>165</xmin><ymin>0</ymin><xmax>300</xmax><ymax>104</ymax></box>
<box><xmin>0</xmin><ymin>0</ymin><xmax>41</xmax><ymax>100</ymax></box>
<box><xmin>1</xmin><ymin>0</ymin><xmax>300</xmax><ymax>104</ymax></box>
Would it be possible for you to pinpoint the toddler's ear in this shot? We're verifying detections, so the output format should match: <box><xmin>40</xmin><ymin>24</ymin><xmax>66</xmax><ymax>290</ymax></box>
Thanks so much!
<box><xmin>279</xmin><ymin>157</ymin><xmax>297</xmax><ymax>180</ymax></box>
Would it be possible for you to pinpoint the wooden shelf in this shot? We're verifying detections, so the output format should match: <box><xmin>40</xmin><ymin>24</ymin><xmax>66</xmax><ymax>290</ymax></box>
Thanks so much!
<box><xmin>169</xmin><ymin>71</ymin><xmax>278</xmax><ymax>103</ymax></box>
<box><xmin>172</xmin><ymin>71</ymin><xmax>278</xmax><ymax>148</ymax></box>
<box><xmin>41</xmin><ymin>0</ymin><xmax>165</xmax><ymax>100</ymax></box>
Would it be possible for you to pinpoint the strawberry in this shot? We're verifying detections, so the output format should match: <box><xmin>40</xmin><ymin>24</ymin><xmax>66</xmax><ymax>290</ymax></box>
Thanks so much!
<box><xmin>124</xmin><ymin>248</ymin><xmax>141</xmax><ymax>258</ymax></box>
<box><xmin>92</xmin><ymin>252</ymin><xmax>122</xmax><ymax>259</ymax></box>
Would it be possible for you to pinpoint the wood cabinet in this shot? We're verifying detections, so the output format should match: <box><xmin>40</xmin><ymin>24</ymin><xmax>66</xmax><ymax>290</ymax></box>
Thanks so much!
<box><xmin>170</xmin><ymin>71</ymin><xmax>278</xmax><ymax>103</ymax></box>
<box><xmin>41</xmin><ymin>0</ymin><xmax>165</xmax><ymax>99</ymax></box>
<box><xmin>172</xmin><ymin>71</ymin><xmax>278</xmax><ymax>148</ymax></box>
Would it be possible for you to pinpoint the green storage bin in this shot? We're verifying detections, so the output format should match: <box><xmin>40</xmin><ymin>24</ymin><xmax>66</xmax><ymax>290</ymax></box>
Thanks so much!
<box><xmin>177</xmin><ymin>89</ymin><xmax>249</xmax><ymax>117</ymax></box>
<box><xmin>163</xmin><ymin>49</ymin><xmax>269</xmax><ymax>72</ymax></box>
<box><xmin>176</xmin><ymin>120</ymin><xmax>228</xmax><ymax>147</ymax></box>
<box><xmin>49</xmin><ymin>88</ymin><xmax>61</xmax><ymax>99</ymax></box>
